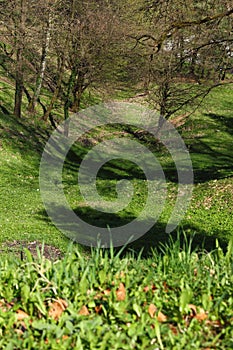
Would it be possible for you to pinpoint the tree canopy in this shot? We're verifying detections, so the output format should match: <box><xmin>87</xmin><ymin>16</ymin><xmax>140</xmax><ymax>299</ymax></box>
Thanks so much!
<box><xmin>0</xmin><ymin>0</ymin><xmax>232</xmax><ymax>121</ymax></box>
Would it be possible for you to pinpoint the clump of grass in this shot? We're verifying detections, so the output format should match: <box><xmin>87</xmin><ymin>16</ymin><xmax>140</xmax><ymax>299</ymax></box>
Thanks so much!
<box><xmin>0</xmin><ymin>235</ymin><xmax>232</xmax><ymax>349</ymax></box>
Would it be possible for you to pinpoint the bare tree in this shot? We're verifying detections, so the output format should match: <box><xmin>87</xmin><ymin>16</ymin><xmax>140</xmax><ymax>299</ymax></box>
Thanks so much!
<box><xmin>28</xmin><ymin>12</ymin><xmax>52</xmax><ymax>112</ymax></box>
<box><xmin>130</xmin><ymin>0</ymin><xmax>233</xmax><ymax>121</ymax></box>
<box><xmin>40</xmin><ymin>0</ymin><xmax>126</xmax><ymax>125</ymax></box>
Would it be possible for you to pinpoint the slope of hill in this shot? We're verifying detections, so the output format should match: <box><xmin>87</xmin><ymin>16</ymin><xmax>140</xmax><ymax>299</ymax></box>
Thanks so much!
<box><xmin>0</xmin><ymin>76</ymin><xmax>233</xmax><ymax>256</ymax></box>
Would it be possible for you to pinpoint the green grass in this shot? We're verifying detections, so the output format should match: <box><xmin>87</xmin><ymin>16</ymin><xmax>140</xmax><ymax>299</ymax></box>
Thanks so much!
<box><xmin>0</xmin><ymin>71</ymin><xmax>233</xmax><ymax>348</ymax></box>
<box><xmin>1</xmin><ymin>82</ymin><xmax>233</xmax><ymax>255</ymax></box>
<box><xmin>0</xmin><ymin>236</ymin><xmax>232</xmax><ymax>349</ymax></box>
<box><xmin>0</xmin><ymin>109</ymin><xmax>70</xmax><ymax>254</ymax></box>
<box><xmin>60</xmin><ymin>84</ymin><xmax>233</xmax><ymax>252</ymax></box>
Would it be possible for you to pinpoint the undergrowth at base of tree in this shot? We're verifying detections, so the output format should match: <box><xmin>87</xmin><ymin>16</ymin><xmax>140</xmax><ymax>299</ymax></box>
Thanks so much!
<box><xmin>0</xmin><ymin>235</ymin><xmax>232</xmax><ymax>349</ymax></box>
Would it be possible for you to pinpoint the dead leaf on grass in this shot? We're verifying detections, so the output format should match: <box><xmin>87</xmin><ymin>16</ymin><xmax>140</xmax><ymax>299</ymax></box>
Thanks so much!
<box><xmin>157</xmin><ymin>311</ymin><xmax>167</xmax><ymax>323</ymax></box>
<box><xmin>148</xmin><ymin>304</ymin><xmax>157</xmax><ymax>318</ymax></box>
<box><xmin>16</xmin><ymin>309</ymin><xmax>30</xmax><ymax>321</ymax></box>
<box><xmin>143</xmin><ymin>284</ymin><xmax>157</xmax><ymax>293</ymax></box>
<box><xmin>148</xmin><ymin>304</ymin><xmax>167</xmax><ymax>322</ymax></box>
<box><xmin>116</xmin><ymin>282</ymin><xmax>126</xmax><ymax>301</ymax></box>
<box><xmin>187</xmin><ymin>304</ymin><xmax>208</xmax><ymax>321</ymax></box>
<box><xmin>169</xmin><ymin>324</ymin><xmax>179</xmax><ymax>335</ymax></box>
<box><xmin>78</xmin><ymin>305</ymin><xmax>90</xmax><ymax>316</ymax></box>
<box><xmin>15</xmin><ymin>328</ymin><xmax>24</xmax><ymax>336</ymax></box>
<box><xmin>194</xmin><ymin>308</ymin><xmax>208</xmax><ymax>321</ymax></box>
<box><xmin>0</xmin><ymin>299</ymin><xmax>12</xmax><ymax>312</ymax></box>
<box><xmin>95</xmin><ymin>304</ymin><xmax>103</xmax><ymax>314</ymax></box>
<box><xmin>57</xmin><ymin>335</ymin><xmax>69</xmax><ymax>343</ymax></box>
<box><xmin>163</xmin><ymin>281</ymin><xmax>169</xmax><ymax>292</ymax></box>
<box><xmin>103</xmin><ymin>288</ymin><xmax>111</xmax><ymax>296</ymax></box>
<box><xmin>48</xmin><ymin>298</ymin><xmax>68</xmax><ymax>320</ymax></box>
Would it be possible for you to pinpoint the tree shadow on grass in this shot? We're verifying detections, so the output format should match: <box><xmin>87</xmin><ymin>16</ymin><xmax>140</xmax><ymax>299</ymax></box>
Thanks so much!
<box><xmin>126</xmin><ymin>222</ymin><xmax>228</xmax><ymax>257</ymax></box>
<box><xmin>0</xmin><ymin>111</ymin><xmax>49</xmax><ymax>161</ymax></box>
<box><xmin>190</xmin><ymin>143</ymin><xmax>233</xmax><ymax>182</ymax></box>
<box><xmin>207</xmin><ymin>112</ymin><xmax>233</xmax><ymax>136</ymax></box>
<box><xmin>2</xmin><ymin>108</ymin><xmax>232</xmax><ymax>186</ymax></box>
<box><xmin>64</xmin><ymin>143</ymin><xmax>185</xmax><ymax>186</ymax></box>
<box><xmin>37</xmin><ymin>205</ymin><xmax>228</xmax><ymax>258</ymax></box>
<box><xmin>185</xmin><ymin>112</ymin><xmax>233</xmax><ymax>183</ymax></box>
<box><xmin>64</xmin><ymin>128</ymin><xmax>232</xmax><ymax>187</ymax></box>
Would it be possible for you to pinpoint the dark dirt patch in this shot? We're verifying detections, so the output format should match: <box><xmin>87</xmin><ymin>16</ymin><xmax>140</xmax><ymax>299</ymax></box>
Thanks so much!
<box><xmin>0</xmin><ymin>240</ymin><xmax>63</xmax><ymax>261</ymax></box>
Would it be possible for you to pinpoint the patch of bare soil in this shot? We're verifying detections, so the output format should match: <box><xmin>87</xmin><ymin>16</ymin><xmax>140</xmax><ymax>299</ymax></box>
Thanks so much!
<box><xmin>0</xmin><ymin>240</ymin><xmax>63</xmax><ymax>261</ymax></box>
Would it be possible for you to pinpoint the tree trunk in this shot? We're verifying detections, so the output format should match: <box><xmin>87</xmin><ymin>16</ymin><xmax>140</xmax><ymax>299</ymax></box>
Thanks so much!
<box><xmin>71</xmin><ymin>75</ymin><xmax>85</xmax><ymax>112</ymax></box>
<box><xmin>14</xmin><ymin>47</ymin><xmax>24</xmax><ymax>118</ymax></box>
<box><xmin>42</xmin><ymin>55</ymin><xmax>64</xmax><ymax>121</ymax></box>
<box><xmin>64</xmin><ymin>66</ymin><xmax>77</xmax><ymax>120</ymax></box>
<box><xmin>29</xmin><ymin>14</ymin><xmax>52</xmax><ymax>112</ymax></box>
<box><xmin>14</xmin><ymin>0</ymin><xmax>25</xmax><ymax>118</ymax></box>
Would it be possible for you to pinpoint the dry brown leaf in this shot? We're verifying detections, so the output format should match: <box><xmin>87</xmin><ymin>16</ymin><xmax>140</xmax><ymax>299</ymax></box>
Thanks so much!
<box><xmin>15</xmin><ymin>328</ymin><xmax>24</xmax><ymax>336</ymax></box>
<box><xmin>0</xmin><ymin>299</ymin><xmax>13</xmax><ymax>312</ymax></box>
<box><xmin>157</xmin><ymin>311</ymin><xmax>167</xmax><ymax>323</ymax></box>
<box><xmin>16</xmin><ymin>309</ymin><xmax>30</xmax><ymax>321</ymax></box>
<box><xmin>151</xmin><ymin>284</ymin><xmax>157</xmax><ymax>292</ymax></box>
<box><xmin>57</xmin><ymin>335</ymin><xmax>69</xmax><ymax>343</ymax></box>
<box><xmin>148</xmin><ymin>303</ymin><xmax>157</xmax><ymax>318</ymax></box>
<box><xmin>169</xmin><ymin>324</ymin><xmax>178</xmax><ymax>335</ymax></box>
<box><xmin>116</xmin><ymin>282</ymin><xmax>126</xmax><ymax>301</ymax></box>
<box><xmin>187</xmin><ymin>304</ymin><xmax>208</xmax><ymax>321</ymax></box>
<box><xmin>163</xmin><ymin>281</ymin><xmax>169</xmax><ymax>292</ymax></box>
<box><xmin>103</xmin><ymin>288</ymin><xmax>111</xmax><ymax>296</ymax></box>
<box><xmin>143</xmin><ymin>284</ymin><xmax>157</xmax><ymax>293</ymax></box>
<box><xmin>148</xmin><ymin>304</ymin><xmax>167</xmax><ymax>322</ymax></box>
<box><xmin>95</xmin><ymin>304</ymin><xmax>103</xmax><ymax>314</ymax></box>
<box><xmin>194</xmin><ymin>308</ymin><xmax>208</xmax><ymax>321</ymax></box>
<box><xmin>48</xmin><ymin>298</ymin><xmax>68</xmax><ymax>320</ymax></box>
<box><xmin>78</xmin><ymin>305</ymin><xmax>90</xmax><ymax>316</ymax></box>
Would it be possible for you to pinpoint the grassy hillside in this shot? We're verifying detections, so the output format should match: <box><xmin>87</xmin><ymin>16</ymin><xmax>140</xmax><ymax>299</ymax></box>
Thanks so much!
<box><xmin>0</xmin><ymin>78</ymin><xmax>233</xmax><ymax>256</ymax></box>
<box><xmin>0</xmin><ymin>78</ymin><xmax>69</xmax><ymax>256</ymax></box>
<box><xmin>0</xmin><ymin>75</ymin><xmax>233</xmax><ymax>349</ymax></box>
